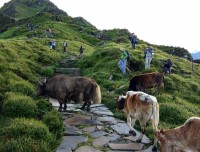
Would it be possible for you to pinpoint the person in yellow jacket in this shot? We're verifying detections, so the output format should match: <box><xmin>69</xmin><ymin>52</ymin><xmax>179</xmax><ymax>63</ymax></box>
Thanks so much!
<box><xmin>117</xmin><ymin>48</ymin><xmax>128</xmax><ymax>75</ymax></box>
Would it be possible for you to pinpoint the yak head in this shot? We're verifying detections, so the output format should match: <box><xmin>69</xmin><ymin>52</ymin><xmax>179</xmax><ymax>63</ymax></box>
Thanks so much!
<box><xmin>36</xmin><ymin>78</ymin><xmax>46</xmax><ymax>96</ymax></box>
<box><xmin>116</xmin><ymin>95</ymin><xmax>126</xmax><ymax>111</ymax></box>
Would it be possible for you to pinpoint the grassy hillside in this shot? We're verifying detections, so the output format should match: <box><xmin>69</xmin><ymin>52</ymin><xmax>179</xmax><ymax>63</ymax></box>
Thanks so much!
<box><xmin>0</xmin><ymin>1</ymin><xmax>200</xmax><ymax>150</ymax></box>
<box><xmin>0</xmin><ymin>0</ymin><xmax>67</xmax><ymax>20</ymax></box>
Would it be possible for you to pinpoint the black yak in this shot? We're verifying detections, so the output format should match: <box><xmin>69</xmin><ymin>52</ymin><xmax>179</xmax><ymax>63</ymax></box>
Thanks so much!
<box><xmin>36</xmin><ymin>74</ymin><xmax>101</xmax><ymax>111</ymax></box>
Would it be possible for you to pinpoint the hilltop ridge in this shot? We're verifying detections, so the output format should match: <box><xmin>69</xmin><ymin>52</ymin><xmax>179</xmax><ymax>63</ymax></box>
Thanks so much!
<box><xmin>0</xmin><ymin>0</ymin><xmax>67</xmax><ymax>20</ymax></box>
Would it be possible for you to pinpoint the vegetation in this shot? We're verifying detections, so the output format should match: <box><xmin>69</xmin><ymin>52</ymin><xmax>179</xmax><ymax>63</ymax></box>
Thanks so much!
<box><xmin>0</xmin><ymin>0</ymin><xmax>199</xmax><ymax>151</ymax></box>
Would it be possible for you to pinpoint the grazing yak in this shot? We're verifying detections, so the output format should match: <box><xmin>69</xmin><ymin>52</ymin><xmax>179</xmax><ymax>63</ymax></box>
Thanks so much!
<box><xmin>36</xmin><ymin>74</ymin><xmax>101</xmax><ymax>111</ymax></box>
<box><xmin>128</xmin><ymin>72</ymin><xmax>164</xmax><ymax>95</ymax></box>
<box><xmin>156</xmin><ymin>117</ymin><xmax>200</xmax><ymax>152</ymax></box>
<box><xmin>117</xmin><ymin>91</ymin><xmax>159</xmax><ymax>151</ymax></box>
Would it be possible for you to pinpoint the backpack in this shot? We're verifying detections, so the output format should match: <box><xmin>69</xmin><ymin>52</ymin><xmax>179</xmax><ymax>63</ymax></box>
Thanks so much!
<box><xmin>125</xmin><ymin>50</ymin><xmax>131</xmax><ymax>60</ymax></box>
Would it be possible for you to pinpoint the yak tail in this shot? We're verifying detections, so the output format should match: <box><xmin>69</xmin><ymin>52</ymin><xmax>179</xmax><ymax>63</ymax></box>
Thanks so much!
<box><xmin>93</xmin><ymin>84</ymin><xmax>101</xmax><ymax>104</ymax></box>
<box><xmin>152</xmin><ymin>99</ymin><xmax>159</xmax><ymax>131</ymax></box>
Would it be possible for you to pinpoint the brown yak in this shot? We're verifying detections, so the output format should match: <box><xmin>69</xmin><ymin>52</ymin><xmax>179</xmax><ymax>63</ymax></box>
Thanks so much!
<box><xmin>128</xmin><ymin>72</ymin><xmax>164</xmax><ymax>95</ymax></box>
<box><xmin>117</xmin><ymin>91</ymin><xmax>159</xmax><ymax>151</ymax></box>
<box><xmin>36</xmin><ymin>74</ymin><xmax>101</xmax><ymax>111</ymax></box>
<box><xmin>156</xmin><ymin>117</ymin><xmax>200</xmax><ymax>152</ymax></box>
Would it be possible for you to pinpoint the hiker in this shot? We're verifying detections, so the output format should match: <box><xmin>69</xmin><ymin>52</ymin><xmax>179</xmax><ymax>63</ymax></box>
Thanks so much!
<box><xmin>49</xmin><ymin>40</ymin><xmax>53</xmax><ymax>49</ymax></box>
<box><xmin>129</xmin><ymin>33</ymin><xmax>137</xmax><ymax>49</ymax></box>
<box><xmin>163</xmin><ymin>58</ymin><xmax>173</xmax><ymax>74</ymax></box>
<box><xmin>118</xmin><ymin>48</ymin><xmax>128</xmax><ymax>75</ymax></box>
<box><xmin>52</xmin><ymin>40</ymin><xmax>56</xmax><ymax>50</ymax></box>
<box><xmin>144</xmin><ymin>44</ymin><xmax>153</xmax><ymax>69</ymax></box>
<box><xmin>63</xmin><ymin>41</ymin><xmax>68</xmax><ymax>52</ymax></box>
<box><xmin>79</xmin><ymin>46</ymin><xmax>84</xmax><ymax>58</ymax></box>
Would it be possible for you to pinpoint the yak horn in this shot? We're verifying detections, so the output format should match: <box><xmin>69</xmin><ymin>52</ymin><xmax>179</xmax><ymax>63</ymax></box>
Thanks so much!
<box><xmin>38</xmin><ymin>80</ymin><xmax>43</xmax><ymax>85</ymax></box>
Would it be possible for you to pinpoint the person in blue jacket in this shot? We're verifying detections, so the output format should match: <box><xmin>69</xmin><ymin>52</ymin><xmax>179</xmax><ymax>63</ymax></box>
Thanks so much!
<box><xmin>130</xmin><ymin>33</ymin><xmax>137</xmax><ymax>49</ymax></box>
<box><xmin>144</xmin><ymin>44</ymin><xmax>153</xmax><ymax>69</ymax></box>
<box><xmin>118</xmin><ymin>48</ymin><xmax>128</xmax><ymax>75</ymax></box>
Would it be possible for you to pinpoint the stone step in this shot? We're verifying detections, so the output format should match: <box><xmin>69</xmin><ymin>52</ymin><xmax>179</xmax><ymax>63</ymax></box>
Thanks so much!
<box><xmin>60</xmin><ymin>58</ymin><xmax>79</xmax><ymax>68</ymax></box>
<box><xmin>55</xmin><ymin>68</ymin><xmax>81</xmax><ymax>76</ymax></box>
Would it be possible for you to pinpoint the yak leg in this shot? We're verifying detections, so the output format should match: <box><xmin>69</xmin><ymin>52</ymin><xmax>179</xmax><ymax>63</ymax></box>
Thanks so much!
<box><xmin>137</xmin><ymin>120</ymin><xmax>147</xmax><ymax>142</ymax></box>
<box><xmin>63</xmin><ymin>100</ymin><xmax>67</xmax><ymax>111</ymax></box>
<box><xmin>81</xmin><ymin>102</ymin><xmax>87</xmax><ymax>110</ymax></box>
<box><xmin>136</xmin><ymin>126</ymin><xmax>145</xmax><ymax>142</ymax></box>
<box><xmin>127</xmin><ymin>114</ymin><xmax>137</xmax><ymax>136</ymax></box>
<box><xmin>86</xmin><ymin>101</ymin><xmax>91</xmax><ymax>112</ymax></box>
<box><xmin>152</xmin><ymin>119</ymin><xmax>158</xmax><ymax>151</ymax></box>
<box><xmin>58</xmin><ymin>102</ymin><xmax>62</xmax><ymax>112</ymax></box>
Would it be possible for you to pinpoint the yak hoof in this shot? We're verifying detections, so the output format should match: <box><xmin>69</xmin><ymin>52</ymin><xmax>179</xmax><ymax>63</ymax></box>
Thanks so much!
<box><xmin>58</xmin><ymin>108</ymin><xmax>62</xmax><ymax>112</ymax></box>
<box><xmin>152</xmin><ymin>146</ymin><xmax>157</xmax><ymax>152</ymax></box>
<box><xmin>136</xmin><ymin>138</ymin><xmax>142</xmax><ymax>143</ymax></box>
<box><xmin>86</xmin><ymin>108</ymin><xmax>90</xmax><ymax>112</ymax></box>
<box><xmin>129</xmin><ymin>130</ymin><xmax>136</xmax><ymax>136</ymax></box>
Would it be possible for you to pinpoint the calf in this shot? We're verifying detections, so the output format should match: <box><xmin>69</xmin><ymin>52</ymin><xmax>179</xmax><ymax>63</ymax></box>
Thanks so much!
<box><xmin>156</xmin><ymin>117</ymin><xmax>200</xmax><ymax>152</ymax></box>
<box><xmin>117</xmin><ymin>91</ymin><xmax>159</xmax><ymax>151</ymax></box>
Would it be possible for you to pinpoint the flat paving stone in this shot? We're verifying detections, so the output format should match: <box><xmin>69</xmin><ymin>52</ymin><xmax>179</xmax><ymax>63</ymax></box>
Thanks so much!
<box><xmin>91</xmin><ymin>106</ymin><xmax>109</xmax><ymax>111</ymax></box>
<box><xmin>64</xmin><ymin>116</ymin><xmax>102</xmax><ymax>126</ymax></box>
<box><xmin>97</xmin><ymin>116</ymin><xmax>123</xmax><ymax>125</ymax></box>
<box><xmin>110</xmin><ymin>122</ymin><xmax>130</xmax><ymax>135</ymax></box>
<box><xmin>108</xmin><ymin>143</ymin><xmax>144</xmax><ymax>151</ymax></box>
<box><xmin>92</xmin><ymin>110</ymin><xmax>114</xmax><ymax>116</ymax></box>
<box><xmin>91</xmin><ymin>130</ymin><xmax>108</xmax><ymax>138</ymax></box>
<box><xmin>82</xmin><ymin>126</ymin><xmax>96</xmax><ymax>132</ymax></box>
<box><xmin>107</xmin><ymin>133</ymin><xmax>121</xmax><ymax>142</ymax></box>
<box><xmin>93</xmin><ymin>136</ymin><xmax>110</xmax><ymax>148</ymax></box>
<box><xmin>57</xmin><ymin>136</ymin><xmax>87</xmax><ymax>150</ymax></box>
<box><xmin>123</xmin><ymin>135</ymin><xmax>151</xmax><ymax>144</ymax></box>
<box><xmin>56</xmin><ymin>147</ymin><xmax>72</xmax><ymax>152</ymax></box>
<box><xmin>75</xmin><ymin>146</ymin><xmax>102</xmax><ymax>152</ymax></box>
<box><xmin>90</xmin><ymin>104</ymin><xmax>106</xmax><ymax>108</ymax></box>
<box><xmin>64</xmin><ymin>125</ymin><xmax>82</xmax><ymax>136</ymax></box>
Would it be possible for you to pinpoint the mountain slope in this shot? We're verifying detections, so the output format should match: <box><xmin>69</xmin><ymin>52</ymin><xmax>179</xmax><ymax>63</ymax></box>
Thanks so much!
<box><xmin>0</xmin><ymin>0</ymin><xmax>67</xmax><ymax>20</ymax></box>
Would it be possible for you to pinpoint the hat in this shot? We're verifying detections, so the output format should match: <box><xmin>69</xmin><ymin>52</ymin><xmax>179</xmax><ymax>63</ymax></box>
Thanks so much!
<box><xmin>120</xmin><ymin>48</ymin><xmax>124</xmax><ymax>51</ymax></box>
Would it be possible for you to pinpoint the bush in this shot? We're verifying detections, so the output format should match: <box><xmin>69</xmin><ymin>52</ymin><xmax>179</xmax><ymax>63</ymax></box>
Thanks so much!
<box><xmin>8</xmin><ymin>79</ymin><xmax>35</xmax><ymax>96</ymax></box>
<box><xmin>0</xmin><ymin>137</ymin><xmax>52</xmax><ymax>152</ymax></box>
<box><xmin>0</xmin><ymin>118</ymin><xmax>54</xmax><ymax>152</ymax></box>
<box><xmin>2</xmin><ymin>92</ymin><xmax>37</xmax><ymax>118</ymax></box>
<box><xmin>43</xmin><ymin>109</ymin><xmax>64</xmax><ymax>139</ymax></box>
<box><xmin>0</xmin><ymin>118</ymin><xmax>53</xmax><ymax>141</ymax></box>
<box><xmin>40</xmin><ymin>66</ymin><xmax>55</xmax><ymax>77</ymax></box>
<box><xmin>36</xmin><ymin>99</ymin><xmax>53</xmax><ymax>120</ymax></box>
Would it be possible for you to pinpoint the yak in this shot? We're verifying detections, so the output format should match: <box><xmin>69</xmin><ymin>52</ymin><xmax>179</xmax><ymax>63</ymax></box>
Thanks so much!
<box><xmin>128</xmin><ymin>72</ymin><xmax>164</xmax><ymax>95</ymax></box>
<box><xmin>117</xmin><ymin>91</ymin><xmax>159</xmax><ymax>151</ymax></box>
<box><xmin>156</xmin><ymin>117</ymin><xmax>200</xmax><ymax>152</ymax></box>
<box><xmin>36</xmin><ymin>74</ymin><xmax>101</xmax><ymax>111</ymax></box>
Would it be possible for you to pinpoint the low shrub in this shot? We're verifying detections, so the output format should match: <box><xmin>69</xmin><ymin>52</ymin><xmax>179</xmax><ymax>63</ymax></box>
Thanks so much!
<box><xmin>36</xmin><ymin>99</ymin><xmax>53</xmax><ymax>120</ymax></box>
<box><xmin>8</xmin><ymin>79</ymin><xmax>35</xmax><ymax>96</ymax></box>
<box><xmin>43</xmin><ymin>109</ymin><xmax>64</xmax><ymax>139</ymax></box>
<box><xmin>2</xmin><ymin>92</ymin><xmax>37</xmax><ymax>118</ymax></box>
<box><xmin>0</xmin><ymin>137</ymin><xmax>52</xmax><ymax>152</ymax></box>
<box><xmin>40</xmin><ymin>66</ymin><xmax>55</xmax><ymax>77</ymax></box>
<box><xmin>1</xmin><ymin>118</ymin><xmax>53</xmax><ymax>141</ymax></box>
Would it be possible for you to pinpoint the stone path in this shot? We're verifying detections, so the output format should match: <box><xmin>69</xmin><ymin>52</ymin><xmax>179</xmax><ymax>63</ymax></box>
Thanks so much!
<box><xmin>53</xmin><ymin>57</ymin><xmax>156</xmax><ymax>151</ymax></box>
<box><xmin>49</xmin><ymin>99</ymin><xmax>155</xmax><ymax>152</ymax></box>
